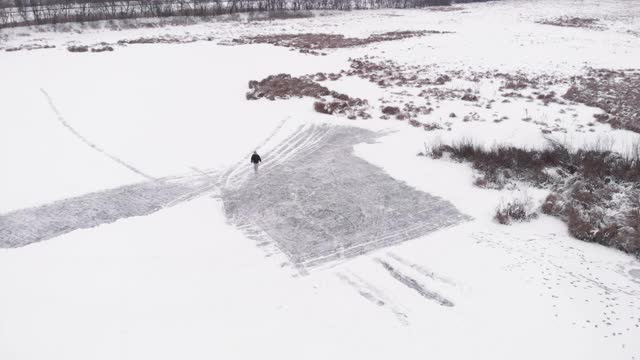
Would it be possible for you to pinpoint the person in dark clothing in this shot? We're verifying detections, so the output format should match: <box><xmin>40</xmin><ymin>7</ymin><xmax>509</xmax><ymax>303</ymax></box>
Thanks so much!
<box><xmin>251</xmin><ymin>151</ymin><xmax>262</xmax><ymax>174</ymax></box>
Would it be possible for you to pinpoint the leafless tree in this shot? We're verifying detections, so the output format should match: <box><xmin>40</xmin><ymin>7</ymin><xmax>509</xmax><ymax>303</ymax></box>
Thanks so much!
<box><xmin>0</xmin><ymin>0</ymin><xmax>467</xmax><ymax>29</ymax></box>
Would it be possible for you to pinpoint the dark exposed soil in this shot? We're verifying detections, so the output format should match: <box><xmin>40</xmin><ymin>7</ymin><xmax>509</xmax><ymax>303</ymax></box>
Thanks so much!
<box><xmin>233</xmin><ymin>30</ymin><xmax>451</xmax><ymax>54</ymax></box>
<box><xmin>563</xmin><ymin>69</ymin><xmax>640</xmax><ymax>133</ymax></box>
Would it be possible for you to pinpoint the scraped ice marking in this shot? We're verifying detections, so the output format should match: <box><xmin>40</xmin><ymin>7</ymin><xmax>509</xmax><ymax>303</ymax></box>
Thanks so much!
<box><xmin>223</xmin><ymin>125</ymin><xmax>471</xmax><ymax>271</ymax></box>
<box><xmin>338</xmin><ymin>271</ymin><xmax>409</xmax><ymax>325</ymax></box>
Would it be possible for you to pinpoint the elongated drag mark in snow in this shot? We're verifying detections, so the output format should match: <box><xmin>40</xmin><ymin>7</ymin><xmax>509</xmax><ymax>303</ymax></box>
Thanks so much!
<box><xmin>377</xmin><ymin>259</ymin><xmax>454</xmax><ymax>307</ymax></box>
<box><xmin>337</xmin><ymin>272</ymin><xmax>409</xmax><ymax>325</ymax></box>
<box><xmin>337</xmin><ymin>273</ymin><xmax>386</xmax><ymax>306</ymax></box>
<box><xmin>387</xmin><ymin>252</ymin><xmax>457</xmax><ymax>286</ymax></box>
<box><xmin>40</xmin><ymin>88</ymin><xmax>156</xmax><ymax>181</ymax></box>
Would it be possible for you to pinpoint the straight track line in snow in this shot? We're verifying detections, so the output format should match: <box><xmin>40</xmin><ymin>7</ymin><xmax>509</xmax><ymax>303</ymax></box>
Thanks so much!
<box><xmin>337</xmin><ymin>271</ymin><xmax>409</xmax><ymax>325</ymax></box>
<box><xmin>40</xmin><ymin>88</ymin><xmax>156</xmax><ymax>181</ymax></box>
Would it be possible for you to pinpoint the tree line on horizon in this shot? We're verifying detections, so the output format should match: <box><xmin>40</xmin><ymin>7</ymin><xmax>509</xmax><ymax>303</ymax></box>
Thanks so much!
<box><xmin>0</xmin><ymin>0</ymin><xmax>490</xmax><ymax>29</ymax></box>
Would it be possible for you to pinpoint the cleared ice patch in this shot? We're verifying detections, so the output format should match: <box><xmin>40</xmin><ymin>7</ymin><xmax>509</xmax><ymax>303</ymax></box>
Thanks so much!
<box><xmin>222</xmin><ymin>124</ymin><xmax>470</xmax><ymax>270</ymax></box>
<box><xmin>0</xmin><ymin>175</ymin><xmax>216</xmax><ymax>248</ymax></box>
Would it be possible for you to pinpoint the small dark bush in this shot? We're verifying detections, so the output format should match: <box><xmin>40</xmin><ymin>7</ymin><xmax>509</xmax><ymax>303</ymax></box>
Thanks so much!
<box><xmin>314</xmin><ymin>101</ymin><xmax>333</xmax><ymax>114</ymax></box>
<box><xmin>567</xmin><ymin>205</ymin><xmax>595</xmax><ymax>240</ymax></box>
<box><xmin>495</xmin><ymin>196</ymin><xmax>538</xmax><ymax>225</ymax></box>
<box><xmin>541</xmin><ymin>193</ymin><xmax>561</xmax><ymax>214</ymax></box>
<box><xmin>461</xmin><ymin>93</ymin><xmax>478</xmax><ymax>101</ymax></box>
<box><xmin>408</xmin><ymin>119</ymin><xmax>422</xmax><ymax>127</ymax></box>
<box><xmin>382</xmin><ymin>106</ymin><xmax>401</xmax><ymax>115</ymax></box>
<box><xmin>67</xmin><ymin>45</ymin><xmax>89</xmax><ymax>53</ymax></box>
<box><xmin>91</xmin><ymin>46</ymin><xmax>114</xmax><ymax>52</ymax></box>
<box><xmin>474</xmin><ymin>177</ymin><xmax>488</xmax><ymax>188</ymax></box>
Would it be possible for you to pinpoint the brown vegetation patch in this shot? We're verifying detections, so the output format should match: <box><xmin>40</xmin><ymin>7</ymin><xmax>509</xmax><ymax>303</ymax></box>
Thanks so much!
<box><xmin>537</xmin><ymin>17</ymin><xmax>604</xmax><ymax>30</ymax></box>
<box><xmin>563</xmin><ymin>69</ymin><xmax>640</xmax><ymax>133</ymax></box>
<box><xmin>246</xmin><ymin>74</ymin><xmax>369</xmax><ymax>119</ymax></box>
<box><xmin>382</xmin><ymin>106</ymin><xmax>401</xmax><ymax>115</ymax></box>
<box><xmin>418</xmin><ymin>87</ymin><xmax>467</xmax><ymax>101</ymax></box>
<box><xmin>67</xmin><ymin>43</ymin><xmax>118</xmax><ymax>53</ymax></box>
<box><xmin>461</xmin><ymin>93</ymin><xmax>478</xmax><ymax>101</ymax></box>
<box><xmin>5</xmin><ymin>44</ymin><xmax>55</xmax><ymax>52</ymax></box>
<box><xmin>543</xmin><ymin>180</ymin><xmax>639</xmax><ymax>256</ymax></box>
<box><xmin>91</xmin><ymin>45</ymin><xmax>114</xmax><ymax>53</ymax></box>
<box><xmin>347</xmin><ymin>58</ymin><xmax>457</xmax><ymax>88</ymax></box>
<box><xmin>424</xmin><ymin>6</ymin><xmax>465</xmax><ymax>12</ymax></box>
<box><xmin>535</xmin><ymin>91</ymin><xmax>557</xmax><ymax>105</ymax></box>
<box><xmin>233</xmin><ymin>31</ymin><xmax>450</xmax><ymax>54</ymax></box>
<box><xmin>379</xmin><ymin>102</ymin><xmax>434</xmax><ymax>124</ymax></box>
<box><xmin>246</xmin><ymin>10</ymin><xmax>314</xmax><ymax>22</ymax></box>
<box><xmin>491</xmin><ymin>71</ymin><xmax>567</xmax><ymax>91</ymax></box>
<box><xmin>67</xmin><ymin>45</ymin><xmax>89</xmax><ymax>53</ymax></box>
<box><xmin>247</xmin><ymin>74</ymin><xmax>333</xmax><ymax>100</ymax></box>
<box><xmin>117</xmin><ymin>36</ymin><xmax>206</xmax><ymax>45</ymax></box>
<box><xmin>426</xmin><ymin>140</ymin><xmax>640</xmax><ymax>257</ymax></box>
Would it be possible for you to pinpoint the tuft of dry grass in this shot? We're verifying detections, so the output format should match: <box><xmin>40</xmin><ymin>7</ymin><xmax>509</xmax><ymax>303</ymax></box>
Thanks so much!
<box><xmin>494</xmin><ymin>195</ymin><xmax>538</xmax><ymax>225</ymax></box>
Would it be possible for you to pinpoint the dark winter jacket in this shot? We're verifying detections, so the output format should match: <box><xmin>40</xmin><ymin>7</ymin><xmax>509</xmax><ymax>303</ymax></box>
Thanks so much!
<box><xmin>251</xmin><ymin>154</ymin><xmax>262</xmax><ymax>164</ymax></box>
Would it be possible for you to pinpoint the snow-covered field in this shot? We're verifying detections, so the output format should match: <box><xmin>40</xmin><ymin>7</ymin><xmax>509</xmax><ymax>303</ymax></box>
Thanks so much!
<box><xmin>1</xmin><ymin>0</ymin><xmax>640</xmax><ymax>359</ymax></box>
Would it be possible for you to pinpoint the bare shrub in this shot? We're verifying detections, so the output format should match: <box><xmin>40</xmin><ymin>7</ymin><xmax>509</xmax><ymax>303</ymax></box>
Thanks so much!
<box><xmin>422</xmin><ymin>123</ymin><xmax>442</xmax><ymax>131</ymax></box>
<box><xmin>424</xmin><ymin>138</ymin><xmax>640</xmax><ymax>257</ymax></box>
<box><xmin>424</xmin><ymin>140</ymin><xmax>444</xmax><ymax>159</ymax></box>
<box><xmin>566</xmin><ymin>205</ymin><xmax>596</xmax><ymax>240</ymax></box>
<box><xmin>381</xmin><ymin>106</ymin><xmax>400</xmax><ymax>115</ymax></box>
<box><xmin>91</xmin><ymin>45</ymin><xmax>114</xmax><ymax>52</ymax></box>
<box><xmin>494</xmin><ymin>194</ymin><xmax>538</xmax><ymax>225</ymax></box>
<box><xmin>314</xmin><ymin>101</ymin><xmax>332</xmax><ymax>114</ymax></box>
<box><xmin>474</xmin><ymin>176</ymin><xmax>488</xmax><ymax>188</ymax></box>
<box><xmin>625</xmin><ymin>204</ymin><xmax>640</xmax><ymax>254</ymax></box>
<box><xmin>461</xmin><ymin>93</ymin><xmax>478</xmax><ymax>101</ymax></box>
<box><xmin>67</xmin><ymin>45</ymin><xmax>89</xmax><ymax>52</ymax></box>
<box><xmin>313</xmin><ymin>100</ymin><xmax>356</xmax><ymax>116</ymax></box>
<box><xmin>541</xmin><ymin>193</ymin><xmax>562</xmax><ymax>214</ymax></box>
